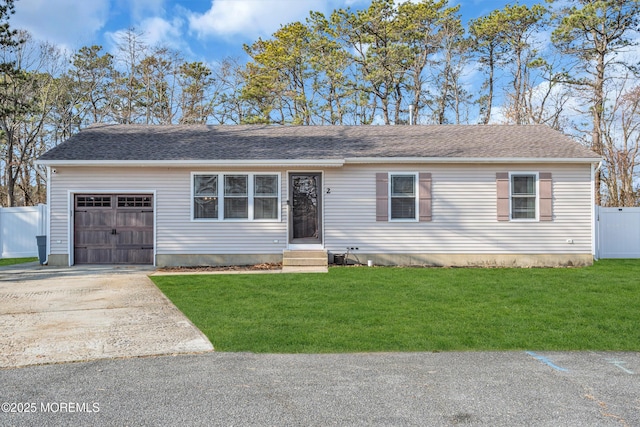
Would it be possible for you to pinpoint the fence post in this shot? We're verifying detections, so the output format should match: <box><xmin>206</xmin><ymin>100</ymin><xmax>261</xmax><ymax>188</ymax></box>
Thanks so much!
<box><xmin>0</xmin><ymin>208</ymin><xmax>3</xmax><ymax>258</ymax></box>
<box><xmin>593</xmin><ymin>205</ymin><xmax>600</xmax><ymax>261</ymax></box>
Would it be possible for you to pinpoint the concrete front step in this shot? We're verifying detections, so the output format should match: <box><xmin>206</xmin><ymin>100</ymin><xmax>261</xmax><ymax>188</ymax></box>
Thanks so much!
<box><xmin>282</xmin><ymin>266</ymin><xmax>328</xmax><ymax>273</ymax></box>
<box><xmin>283</xmin><ymin>250</ymin><xmax>328</xmax><ymax>259</ymax></box>
<box><xmin>282</xmin><ymin>258</ymin><xmax>328</xmax><ymax>267</ymax></box>
<box><xmin>282</xmin><ymin>250</ymin><xmax>328</xmax><ymax>267</ymax></box>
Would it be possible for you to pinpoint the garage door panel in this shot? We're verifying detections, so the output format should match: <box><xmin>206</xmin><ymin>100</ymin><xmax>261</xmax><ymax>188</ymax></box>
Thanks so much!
<box><xmin>75</xmin><ymin>248</ymin><xmax>112</xmax><ymax>264</ymax></box>
<box><xmin>115</xmin><ymin>230</ymin><xmax>154</xmax><ymax>246</ymax></box>
<box><xmin>114</xmin><ymin>248</ymin><xmax>153</xmax><ymax>264</ymax></box>
<box><xmin>74</xmin><ymin>248</ymin><xmax>89</xmax><ymax>264</ymax></box>
<box><xmin>75</xmin><ymin>194</ymin><xmax>154</xmax><ymax>265</ymax></box>
<box><xmin>75</xmin><ymin>230</ymin><xmax>113</xmax><ymax>246</ymax></box>
<box><xmin>116</xmin><ymin>211</ymin><xmax>153</xmax><ymax>227</ymax></box>
<box><xmin>75</xmin><ymin>210</ymin><xmax>113</xmax><ymax>228</ymax></box>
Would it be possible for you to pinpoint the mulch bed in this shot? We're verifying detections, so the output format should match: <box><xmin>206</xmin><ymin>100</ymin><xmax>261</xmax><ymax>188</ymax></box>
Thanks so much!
<box><xmin>157</xmin><ymin>263</ymin><xmax>282</xmax><ymax>272</ymax></box>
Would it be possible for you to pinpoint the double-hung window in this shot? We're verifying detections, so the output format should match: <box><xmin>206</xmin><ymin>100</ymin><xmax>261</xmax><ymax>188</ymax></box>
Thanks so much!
<box><xmin>497</xmin><ymin>172</ymin><xmax>551</xmax><ymax>222</ymax></box>
<box><xmin>192</xmin><ymin>173</ymin><xmax>280</xmax><ymax>221</ymax></box>
<box><xmin>376</xmin><ymin>172</ymin><xmax>432</xmax><ymax>222</ymax></box>
<box><xmin>193</xmin><ymin>175</ymin><xmax>218</xmax><ymax>219</ymax></box>
<box><xmin>224</xmin><ymin>175</ymin><xmax>248</xmax><ymax>219</ymax></box>
<box><xmin>253</xmin><ymin>175</ymin><xmax>278</xmax><ymax>220</ymax></box>
<box><xmin>510</xmin><ymin>173</ymin><xmax>537</xmax><ymax>220</ymax></box>
<box><xmin>390</xmin><ymin>174</ymin><xmax>418</xmax><ymax>220</ymax></box>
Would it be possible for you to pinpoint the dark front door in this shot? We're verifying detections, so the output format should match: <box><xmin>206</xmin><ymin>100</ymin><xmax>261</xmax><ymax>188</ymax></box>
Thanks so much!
<box><xmin>74</xmin><ymin>194</ymin><xmax>154</xmax><ymax>264</ymax></box>
<box><xmin>289</xmin><ymin>173</ymin><xmax>322</xmax><ymax>244</ymax></box>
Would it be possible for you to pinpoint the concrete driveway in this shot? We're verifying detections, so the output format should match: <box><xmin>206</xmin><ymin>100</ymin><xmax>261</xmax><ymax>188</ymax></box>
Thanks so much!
<box><xmin>0</xmin><ymin>263</ymin><xmax>213</xmax><ymax>368</ymax></box>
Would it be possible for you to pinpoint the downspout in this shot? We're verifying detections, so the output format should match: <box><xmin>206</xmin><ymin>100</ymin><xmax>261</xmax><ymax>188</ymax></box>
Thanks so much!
<box><xmin>592</xmin><ymin>161</ymin><xmax>603</xmax><ymax>260</ymax></box>
<box><xmin>45</xmin><ymin>166</ymin><xmax>51</xmax><ymax>265</ymax></box>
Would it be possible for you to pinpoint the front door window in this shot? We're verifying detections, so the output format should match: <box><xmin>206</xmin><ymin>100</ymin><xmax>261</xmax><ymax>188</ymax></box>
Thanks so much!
<box><xmin>290</xmin><ymin>174</ymin><xmax>322</xmax><ymax>243</ymax></box>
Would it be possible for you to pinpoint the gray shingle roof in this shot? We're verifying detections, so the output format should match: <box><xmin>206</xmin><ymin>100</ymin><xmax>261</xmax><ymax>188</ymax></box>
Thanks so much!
<box><xmin>38</xmin><ymin>124</ymin><xmax>600</xmax><ymax>163</ymax></box>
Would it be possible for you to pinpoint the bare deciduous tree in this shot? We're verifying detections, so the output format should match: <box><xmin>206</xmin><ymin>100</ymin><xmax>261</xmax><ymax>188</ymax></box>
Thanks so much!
<box><xmin>601</xmin><ymin>81</ymin><xmax>640</xmax><ymax>206</ymax></box>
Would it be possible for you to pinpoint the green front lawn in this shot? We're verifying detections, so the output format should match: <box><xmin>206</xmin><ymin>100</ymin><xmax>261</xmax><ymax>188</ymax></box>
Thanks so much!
<box><xmin>0</xmin><ymin>257</ymin><xmax>38</xmax><ymax>266</ymax></box>
<box><xmin>151</xmin><ymin>260</ymin><xmax>640</xmax><ymax>353</ymax></box>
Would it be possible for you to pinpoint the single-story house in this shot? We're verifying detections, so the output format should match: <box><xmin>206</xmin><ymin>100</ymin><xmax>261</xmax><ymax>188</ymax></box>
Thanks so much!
<box><xmin>37</xmin><ymin>124</ymin><xmax>601</xmax><ymax>267</ymax></box>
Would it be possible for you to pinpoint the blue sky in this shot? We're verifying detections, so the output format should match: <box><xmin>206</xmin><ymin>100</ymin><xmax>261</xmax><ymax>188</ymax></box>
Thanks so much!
<box><xmin>12</xmin><ymin>0</ymin><xmax>542</xmax><ymax>63</ymax></box>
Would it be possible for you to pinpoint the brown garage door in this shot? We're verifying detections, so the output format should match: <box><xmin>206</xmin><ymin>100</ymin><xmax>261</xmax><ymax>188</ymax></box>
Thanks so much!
<box><xmin>74</xmin><ymin>194</ymin><xmax>154</xmax><ymax>264</ymax></box>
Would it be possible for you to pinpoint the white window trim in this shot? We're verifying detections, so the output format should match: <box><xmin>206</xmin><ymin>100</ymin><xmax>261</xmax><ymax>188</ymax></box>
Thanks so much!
<box><xmin>388</xmin><ymin>172</ymin><xmax>419</xmax><ymax>222</ymax></box>
<box><xmin>509</xmin><ymin>172</ymin><xmax>539</xmax><ymax>222</ymax></box>
<box><xmin>191</xmin><ymin>172</ymin><xmax>281</xmax><ymax>222</ymax></box>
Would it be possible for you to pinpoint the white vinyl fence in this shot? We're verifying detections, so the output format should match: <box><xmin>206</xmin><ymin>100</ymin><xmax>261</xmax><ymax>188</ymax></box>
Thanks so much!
<box><xmin>596</xmin><ymin>206</ymin><xmax>640</xmax><ymax>259</ymax></box>
<box><xmin>0</xmin><ymin>204</ymin><xmax>48</xmax><ymax>258</ymax></box>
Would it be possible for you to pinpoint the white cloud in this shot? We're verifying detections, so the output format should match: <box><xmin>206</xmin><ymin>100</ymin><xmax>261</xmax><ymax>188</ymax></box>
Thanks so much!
<box><xmin>126</xmin><ymin>0</ymin><xmax>166</xmax><ymax>22</ymax></box>
<box><xmin>13</xmin><ymin>0</ymin><xmax>109</xmax><ymax>49</ymax></box>
<box><xmin>139</xmin><ymin>16</ymin><xmax>185</xmax><ymax>50</ymax></box>
<box><xmin>341</xmin><ymin>0</ymin><xmax>368</xmax><ymax>6</ymax></box>
<box><xmin>104</xmin><ymin>28</ymin><xmax>148</xmax><ymax>63</ymax></box>
<box><xmin>188</xmin><ymin>0</ymin><xmax>318</xmax><ymax>40</ymax></box>
<box><xmin>105</xmin><ymin>16</ymin><xmax>194</xmax><ymax>67</ymax></box>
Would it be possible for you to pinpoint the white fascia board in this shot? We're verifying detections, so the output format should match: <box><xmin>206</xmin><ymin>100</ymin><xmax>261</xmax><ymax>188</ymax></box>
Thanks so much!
<box><xmin>344</xmin><ymin>157</ymin><xmax>602</xmax><ymax>164</ymax></box>
<box><xmin>36</xmin><ymin>159</ymin><xmax>346</xmax><ymax>168</ymax></box>
<box><xmin>37</xmin><ymin>157</ymin><xmax>602</xmax><ymax>167</ymax></box>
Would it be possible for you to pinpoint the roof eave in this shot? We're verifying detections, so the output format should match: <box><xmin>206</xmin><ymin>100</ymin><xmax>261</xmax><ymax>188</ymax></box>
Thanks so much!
<box><xmin>36</xmin><ymin>156</ymin><xmax>602</xmax><ymax>167</ymax></box>
<box><xmin>36</xmin><ymin>159</ymin><xmax>346</xmax><ymax>167</ymax></box>
<box><xmin>344</xmin><ymin>157</ymin><xmax>602</xmax><ymax>164</ymax></box>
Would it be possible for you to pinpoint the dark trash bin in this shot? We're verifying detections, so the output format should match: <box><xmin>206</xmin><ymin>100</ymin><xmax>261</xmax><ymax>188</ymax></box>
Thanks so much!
<box><xmin>36</xmin><ymin>235</ymin><xmax>47</xmax><ymax>265</ymax></box>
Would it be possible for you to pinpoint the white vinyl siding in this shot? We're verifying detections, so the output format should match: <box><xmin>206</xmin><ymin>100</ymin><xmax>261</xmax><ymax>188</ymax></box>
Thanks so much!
<box><xmin>48</xmin><ymin>167</ymin><xmax>289</xmax><ymax>258</ymax></box>
<box><xmin>47</xmin><ymin>163</ymin><xmax>594</xmax><ymax>260</ymax></box>
<box><xmin>323</xmin><ymin>164</ymin><xmax>593</xmax><ymax>255</ymax></box>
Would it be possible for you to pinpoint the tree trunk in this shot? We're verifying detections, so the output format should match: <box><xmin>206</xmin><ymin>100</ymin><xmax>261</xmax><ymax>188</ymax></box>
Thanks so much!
<box><xmin>484</xmin><ymin>49</ymin><xmax>495</xmax><ymax>125</ymax></box>
<box><xmin>4</xmin><ymin>127</ymin><xmax>16</xmax><ymax>207</ymax></box>
<box><xmin>593</xmin><ymin>51</ymin><xmax>605</xmax><ymax>206</ymax></box>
